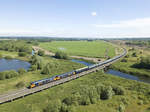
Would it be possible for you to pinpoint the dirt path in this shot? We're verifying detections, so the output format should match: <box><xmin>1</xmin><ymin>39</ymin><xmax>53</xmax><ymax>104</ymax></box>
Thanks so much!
<box><xmin>32</xmin><ymin>46</ymin><xmax>105</xmax><ymax>63</ymax></box>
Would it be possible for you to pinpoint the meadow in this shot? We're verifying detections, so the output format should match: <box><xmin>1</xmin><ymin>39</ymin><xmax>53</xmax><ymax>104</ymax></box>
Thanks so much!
<box><xmin>112</xmin><ymin>46</ymin><xmax>150</xmax><ymax>77</ymax></box>
<box><xmin>39</xmin><ymin>41</ymin><xmax>116</xmax><ymax>58</ymax></box>
<box><xmin>0</xmin><ymin>71</ymin><xmax>150</xmax><ymax>112</ymax></box>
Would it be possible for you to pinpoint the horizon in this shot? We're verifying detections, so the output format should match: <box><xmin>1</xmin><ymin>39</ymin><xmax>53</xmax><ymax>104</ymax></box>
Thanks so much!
<box><xmin>0</xmin><ymin>0</ymin><xmax>150</xmax><ymax>38</ymax></box>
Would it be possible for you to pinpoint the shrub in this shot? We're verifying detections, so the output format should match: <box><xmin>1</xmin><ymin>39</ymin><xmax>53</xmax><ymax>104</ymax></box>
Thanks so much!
<box><xmin>100</xmin><ymin>86</ymin><xmax>114</xmax><ymax>100</ymax></box>
<box><xmin>118</xmin><ymin>104</ymin><xmax>125</xmax><ymax>112</ymax></box>
<box><xmin>0</xmin><ymin>72</ymin><xmax>6</xmax><ymax>80</ymax></box>
<box><xmin>16</xmin><ymin>81</ymin><xmax>25</xmax><ymax>88</ymax></box>
<box><xmin>41</xmin><ymin>63</ymin><xmax>52</xmax><ymax>75</ymax></box>
<box><xmin>38</xmin><ymin>50</ymin><xmax>45</xmax><ymax>56</ymax></box>
<box><xmin>30</xmin><ymin>65</ymin><xmax>37</xmax><ymax>71</ymax></box>
<box><xmin>30</xmin><ymin>55</ymin><xmax>44</xmax><ymax>69</ymax></box>
<box><xmin>80</xmin><ymin>96</ymin><xmax>91</xmax><ymax>105</ymax></box>
<box><xmin>18</xmin><ymin>52</ymin><xmax>27</xmax><ymax>57</ymax></box>
<box><xmin>55</xmin><ymin>51</ymin><xmax>68</xmax><ymax>59</ymax></box>
<box><xmin>112</xmin><ymin>86</ymin><xmax>125</xmax><ymax>95</ymax></box>
<box><xmin>132</xmin><ymin>52</ymin><xmax>137</xmax><ymax>57</ymax></box>
<box><xmin>43</xmin><ymin>99</ymin><xmax>61</xmax><ymax>112</ymax></box>
<box><xmin>18</xmin><ymin>68</ymin><xmax>26</xmax><ymax>75</ymax></box>
<box><xmin>5</xmin><ymin>56</ymin><xmax>13</xmax><ymax>59</ymax></box>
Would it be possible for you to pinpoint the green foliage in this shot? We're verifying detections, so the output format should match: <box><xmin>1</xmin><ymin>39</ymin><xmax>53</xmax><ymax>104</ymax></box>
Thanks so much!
<box><xmin>0</xmin><ymin>40</ymin><xmax>32</xmax><ymax>53</ymax></box>
<box><xmin>16</xmin><ymin>81</ymin><xmax>25</xmax><ymax>88</ymax></box>
<box><xmin>118</xmin><ymin>104</ymin><xmax>125</xmax><ymax>112</ymax></box>
<box><xmin>0</xmin><ymin>70</ymin><xmax>19</xmax><ymax>80</ymax></box>
<box><xmin>133</xmin><ymin>56</ymin><xmax>150</xmax><ymax>69</ymax></box>
<box><xmin>41</xmin><ymin>63</ymin><xmax>53</xmax><ymax>75</ymax></box>
<box><xmin>38</xmin><ymin>50</ymin><xmax>45</xmax><ymax>56</ymax></box>
<box><xmin>43</xmin><ymin>99</ymin><xmax>61</xmax><ymax>112</ymax></box>
<box><xmin>18</xmin><ymin>68</ymin><xmax>27</xmax><ymax>75</ymax></box>
<box><xmin>112</xmin><ymin>85</ymin><xmax>125</xmax><ymax>95</ymax></box>
<box><xmin>30</xmin><ymin>55</ymin><xmax>44</xmax><ymax>70</ymax></box>
<box><xmin>0</xmin><ymin>53</ymin><xmax>2</xmax><ymax>58</ymax></box>
<box><xmin>100</xmin><ymin>86</ymin><xmax>114</xmax><ymax>100</ymax></box>
<box><xmin>18</xmin><ymin>52</ymin><xmax>27</xmax><ymax>57</ymax></box>
<box><xmin>132</xmin><ymin>52</ymin><xmax>137</xmax><ymax>57</ymax></box>
<box><xmin>4</xmin><ymin>56</ymin><xmax>13</xmax><ymax>59</ymax></box>
<box><xmin>0</xmin><ymin>72</ymin><xmax>6</xmax><ymax>80</ymax></box>
<box><xmin>55</xmin><ymin>51</ymin><xmax>68</xmax><ymax>59</ymax></box>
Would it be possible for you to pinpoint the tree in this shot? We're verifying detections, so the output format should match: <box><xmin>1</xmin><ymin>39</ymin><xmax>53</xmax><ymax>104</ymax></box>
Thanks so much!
<box><xmin>38</xmin><ymin>50</ymin><xmax>45</xmax><ymax>56</ymax></box>
<box><xmin>18</xmin><ymin>68</ymin><xmax>27</xmax><ymax>75</ymax></box>
<box><xmin>30</xmin><ymin>55</ymin><xmax>44</xmax><ymax>69</ymax></box>
<box><xmin>18</xmin><ymin>52</ymin><xmax>27</xmax><ymax>57</ymax></box>
<box><xmin>41</xmin><ymin>63</ymin><xmax>53</xmax><ymax>75</ymax></box>
<box><xmin>132</xmin><ymin>52</ymin><xmax>137</xmax><ymax>57</ymax></box>
<box><xmin>55</xmin><ymin>51</ymin><xmax>68</xmax><ymax>59</ymax></box>
<box><xmin>100</xmin><ymin>86</ymin><xmax>114</xmax><ymax>100</ymax></box>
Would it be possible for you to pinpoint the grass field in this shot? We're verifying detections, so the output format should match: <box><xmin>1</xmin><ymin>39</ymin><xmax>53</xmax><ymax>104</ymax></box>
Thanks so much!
<box><xmin>39</xmin><ymin>41</ymin><xmax>116</xmax><ymax>58</ymax></box>
<box><xmin>0</xmin><ymin>71</ymin><xmax>150</xmax><ymax>112</ymax></box>
<box><xmin>112</xmin><ymin>46</ymin><xmax>150</xmax><ymax>77</ymax></box>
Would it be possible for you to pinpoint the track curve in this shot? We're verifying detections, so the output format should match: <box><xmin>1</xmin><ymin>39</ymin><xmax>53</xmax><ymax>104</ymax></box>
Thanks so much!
<box><xmin>0</xmin><ymin>48</ymin><xmax>127</xmax><ymax>104</ymax></box>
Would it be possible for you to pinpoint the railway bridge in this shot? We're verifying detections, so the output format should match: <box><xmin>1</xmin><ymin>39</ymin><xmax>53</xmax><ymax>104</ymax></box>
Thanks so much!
<box><xmin>0</xmin><ymin>48</ymin><xmax>127</xmax><ymax>104</ymax></box>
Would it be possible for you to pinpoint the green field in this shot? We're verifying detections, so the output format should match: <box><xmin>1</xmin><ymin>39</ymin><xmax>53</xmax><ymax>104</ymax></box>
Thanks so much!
<box><xmin>0</xmin><ymin>71</ymin><xmax>150</xmax><ymax>112</ymax></box>
<box><xmin>39</xmin><ymin>41</ymin><xmax>116</xmax><ymax>58</ymax></box>
<box><xmin>112</xmin><ymin>47</ymin><xmax>150</xmax><ymax>77</ymax></box>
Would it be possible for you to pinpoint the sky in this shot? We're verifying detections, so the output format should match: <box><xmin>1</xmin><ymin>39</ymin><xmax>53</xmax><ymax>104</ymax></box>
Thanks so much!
<box><xmin>0</xmin><ymin>0</ymin><xmax>150</xmax><ymax>38</ymax></box>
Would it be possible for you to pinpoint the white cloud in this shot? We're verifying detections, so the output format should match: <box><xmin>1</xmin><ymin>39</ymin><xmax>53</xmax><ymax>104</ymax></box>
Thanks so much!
<box><xmin>91</xmin><ymin>12</ymin><xmax>97</xmax><ymax>16</ymax></box>
<box><xmin>92</xmin><ymin>17</ymin><xmax>150</xmax><ymax>38</ymax></box>
<box><xmin>94</xmin><ymin>17</ymin><xmax>150</xmax><ymax>28</ymax></box>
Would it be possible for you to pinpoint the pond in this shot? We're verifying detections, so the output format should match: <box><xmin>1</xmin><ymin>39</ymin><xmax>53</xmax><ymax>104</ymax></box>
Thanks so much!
<box><xmin>0</xmin><ymin>59</ymin><xmax>31</xmax><ymax>72</ymax></box>
<box><xmin>106</xmin><ymin>69</ymin><xmax>150</xmax><ymax>84</ymax></box>
<box><xmin>71</xmin><ymin>59</ymin><xmax>93</xmax><ymax>66</ymax></box>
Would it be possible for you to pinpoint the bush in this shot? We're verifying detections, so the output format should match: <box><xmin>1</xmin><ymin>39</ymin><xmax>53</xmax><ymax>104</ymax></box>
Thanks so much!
<box><xmin>132</xmin><ymin>52</ymin><xmax>137</xmax><ymax>57</ymax></box>
<box><xmin>118</xmin><ymin>104</ymin><xmax>125</xmax><ymax>112</ymax></box>
<box><xmin>4</xmin><ymin>56</ymin><xmax>13</xmax><ymax>59</ymax></box>
<box><xmin>16</xmin><ymin>81</ymin><xmax>25</xmax><ymax>88</ymax></box>
<box><xmin>100</xmin><ymin>86</ymin><xmax>114</xmax><ymax>100</ymax></box>
<box><xmin>30</xmin><ymin>65</ymin><xmax>37</xmax><ymax>71</ymax></box>
<box><xmin>38</xmin><ymin>50</ymin><xmax>45</xmax><ymax>56</ymax></box>
<box><xmin>18</xmin><ymin>52</ymin><xmax>27</xmax><ymax>57</ymax></box>
<box><xmin>80</xmin><ymin>96</ymin><xmax>91</xmax><ymax>105</ymax></box>
<box><xmin>55</xmin><ymin>51</ymin><xmax>68</xmax><ymax>59</ymax></box>
<box><xmin>18</xmin><ymin>68</ymin><xmax>26</xmax><ymax>75</ymax></box>
<box><xmin>41</xmin><ymin>63</ymin><xmax>52</xmax><ymax>75</ymax></box>
<box><xmin>43</xmin><ymin>99</ymin><xmax>61</xmax><ymax>112</ymax></box>
<box><xmin>0</xmin><ymin>70</ymin><xmax>19</xmax><ymax>80</ymax></box>
<box><xmin>30</xmin><ymin>55</ymin><xmax>44</xmax><ymax>69</ymax></box>
<box><xmin>112</xmin><ymin>86</ymin><xmax>125</xmax><ymax>95</ymax></box>
<box><xmin>0</xmin><ymin>72</ymin><xmax>6</xmax><ymax>80</ymax></box>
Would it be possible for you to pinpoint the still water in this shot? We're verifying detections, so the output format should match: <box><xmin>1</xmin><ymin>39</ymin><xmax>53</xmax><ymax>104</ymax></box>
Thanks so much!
<box><xmin>106</xmin><ymin>69</ymin><xmax>150</xmax><ymax>84</ymax></box>
<box><xmin>0</xmin><ymin>59</ymin><xmax>31</xmax><ymax>72</ymax></box>
<box><xmin>71</xmin><ymin>59</ymin><xmax>92</xmax><ymax>66</ymax></box>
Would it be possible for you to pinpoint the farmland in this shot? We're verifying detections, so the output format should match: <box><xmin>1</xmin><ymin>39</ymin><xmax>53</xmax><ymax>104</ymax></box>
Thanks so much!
<box><xmin>39</xmin><ymin>41</ymin><xmax>116</xmax><ymax>58</ymax></box>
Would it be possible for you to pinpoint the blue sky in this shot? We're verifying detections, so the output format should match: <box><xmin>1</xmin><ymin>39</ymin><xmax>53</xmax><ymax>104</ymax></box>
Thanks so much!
<box><xmin>0</xmin><ymin>0</ymin><xmax>150</xmax><ymax>38</ymax></box>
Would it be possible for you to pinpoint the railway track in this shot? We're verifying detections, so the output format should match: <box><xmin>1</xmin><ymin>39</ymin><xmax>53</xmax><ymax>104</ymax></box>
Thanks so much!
<box><xmin>0</xmin><ymin>48</ymin><xmax>127</xmax><ymax>104</ymax></box>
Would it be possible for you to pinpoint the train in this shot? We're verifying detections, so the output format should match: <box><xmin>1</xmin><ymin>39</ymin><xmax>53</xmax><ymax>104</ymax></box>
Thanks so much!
<box><xmin>29</xmin><ymin>48</ymin><xmax>126</xmax><ymax>89</ymax></box>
